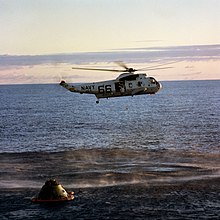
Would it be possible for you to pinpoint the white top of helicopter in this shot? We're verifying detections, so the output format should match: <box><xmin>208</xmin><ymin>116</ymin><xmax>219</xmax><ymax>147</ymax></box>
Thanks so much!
<box><xmin>116</xmin><ymin>72</ymin><xmax>147</xmax><ymax>81</ymax></box>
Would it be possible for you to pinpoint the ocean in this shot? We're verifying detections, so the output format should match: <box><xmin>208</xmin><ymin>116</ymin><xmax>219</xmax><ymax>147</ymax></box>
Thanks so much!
<box><xmin>0</xmin><ymin>80</ymin><xmax>219</xmax><ymax>219</ymax></box>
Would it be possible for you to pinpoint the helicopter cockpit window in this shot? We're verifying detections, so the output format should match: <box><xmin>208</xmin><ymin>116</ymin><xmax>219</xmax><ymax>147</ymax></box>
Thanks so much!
<box><xmin>150</xmin><ymin>77</ymin><xmax>156</xmax><ymax>84</ymax></box>
<box><xmin>119</xmin><ymin>74</ymin><xmax>139</xmax><ymax>81</ymax></box>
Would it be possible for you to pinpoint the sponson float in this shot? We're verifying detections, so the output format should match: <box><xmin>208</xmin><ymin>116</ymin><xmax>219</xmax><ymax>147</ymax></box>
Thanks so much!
<box><xmin>32</xmin><ymin>179</ymin><xmax>74</xmax><ymax>203</ymax></box>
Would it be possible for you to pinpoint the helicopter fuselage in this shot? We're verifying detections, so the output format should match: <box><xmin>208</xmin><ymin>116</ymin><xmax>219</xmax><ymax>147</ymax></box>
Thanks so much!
<box><xmin>60</xmin><ymin>73</ymin><xmax>162</xmax><ymax>102</ymax></box>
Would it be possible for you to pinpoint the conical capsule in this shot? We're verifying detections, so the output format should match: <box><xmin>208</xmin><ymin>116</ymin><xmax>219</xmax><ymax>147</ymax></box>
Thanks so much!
<box><xmin>32</xmin><ymin>179</ymin><xmax>74</xmax><ymax>203</ymax></box>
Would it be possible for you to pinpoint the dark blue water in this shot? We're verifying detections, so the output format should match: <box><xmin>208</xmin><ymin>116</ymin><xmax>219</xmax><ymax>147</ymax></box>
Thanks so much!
<box><xmin>0</xmin><ymin>80</ymin><xmax>219</xmax><ymax>153</ymax></box>
<box><xmin>0</xmin><ymin>80</ymin><xmax>220</xmax><ymax>219</ymax></box>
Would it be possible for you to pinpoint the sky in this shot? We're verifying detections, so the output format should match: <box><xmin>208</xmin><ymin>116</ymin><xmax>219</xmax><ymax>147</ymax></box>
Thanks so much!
<box><xmin>0</xmin><ymin>0</ymin><xmax>219</xmax><ymax>84</ymax></box>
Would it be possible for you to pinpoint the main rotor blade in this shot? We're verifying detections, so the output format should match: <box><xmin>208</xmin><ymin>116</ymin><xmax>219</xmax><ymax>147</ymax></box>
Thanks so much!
<box><xmin>142</xmin><ymin>66</ymin><xmax>173</xmax><ymax>71</ymax></box>
<box><xmin>72</xmin><ymin>67</ymin><xmax>123</xmax><ymax>72</ymax></box>
<box><xmin>139</xmin><ymin>61</ymin><xmax>181</xmax><ymax>71</ymax></box>
<box><xmin>115</xmin><ymin>61</ymin><xmax>129</xmax><ymax>70</ymax></box>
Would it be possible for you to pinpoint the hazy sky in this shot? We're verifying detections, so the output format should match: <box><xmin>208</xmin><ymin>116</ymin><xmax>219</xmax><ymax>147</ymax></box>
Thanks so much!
<box><xmin>0</xmin><ymin>0</ymin><xmax>219</xmax><ymax>84</ymax></box>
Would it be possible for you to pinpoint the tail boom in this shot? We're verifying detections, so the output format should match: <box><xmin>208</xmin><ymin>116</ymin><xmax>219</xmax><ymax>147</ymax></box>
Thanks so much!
<box><xmin>60</xmin><ymin>81</ymin><xmax>76</xmax><ymax>92</ymax></box>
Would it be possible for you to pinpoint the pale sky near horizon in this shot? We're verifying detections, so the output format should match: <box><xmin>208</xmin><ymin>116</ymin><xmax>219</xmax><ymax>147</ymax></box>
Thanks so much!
<box><xmin>0</xmin><ymin>0</ymin><xmax>219</xmax><ymax>84</ymax></box>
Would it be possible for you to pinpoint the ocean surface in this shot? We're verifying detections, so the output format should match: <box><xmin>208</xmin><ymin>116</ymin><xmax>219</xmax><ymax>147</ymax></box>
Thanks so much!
<box><xmin>0</xmin><ymin>80</ymin><xmax>220</xmax><ymax>219</ymax></box>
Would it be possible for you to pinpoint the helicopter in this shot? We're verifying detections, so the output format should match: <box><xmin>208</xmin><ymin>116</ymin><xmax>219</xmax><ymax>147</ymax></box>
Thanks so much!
<box><xmin>60</xmin><ymin>61</ymin><xmax>171</xmax><ymax>103</ymax></box>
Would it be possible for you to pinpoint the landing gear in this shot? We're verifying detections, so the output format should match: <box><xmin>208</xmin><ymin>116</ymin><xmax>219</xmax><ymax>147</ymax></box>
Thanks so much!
<box><xmin>96</xmin><ymin>100</ymin><xmax>99</xmax><ymax>104</ymax></box>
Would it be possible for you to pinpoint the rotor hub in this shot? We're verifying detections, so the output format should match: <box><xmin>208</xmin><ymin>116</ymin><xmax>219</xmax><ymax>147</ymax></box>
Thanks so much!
<box><xmin>127</xmin><ymin>68</ymin><xmax>136</xmax><ymax>73</ymax></box>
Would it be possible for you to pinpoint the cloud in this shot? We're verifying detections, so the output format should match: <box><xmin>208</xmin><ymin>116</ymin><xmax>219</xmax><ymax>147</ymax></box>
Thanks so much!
<box><xmin>0</xmin><ymin>44</ymin><xmax>220</xmax><ymax>68</ymax></box>
<box><xmin>185</xmin><ymin>65</ymin><xmax>195</xmax><ymax>69</ymax></box>
<box><xmin>134</xmin><ymin>40</ymin><xmax>164</xmax><ymax>43</ymax></box>
<box><xmin>1</xmin><ymin>44</ymin><xmax>220</xmax><ymax>84</ymax></box>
